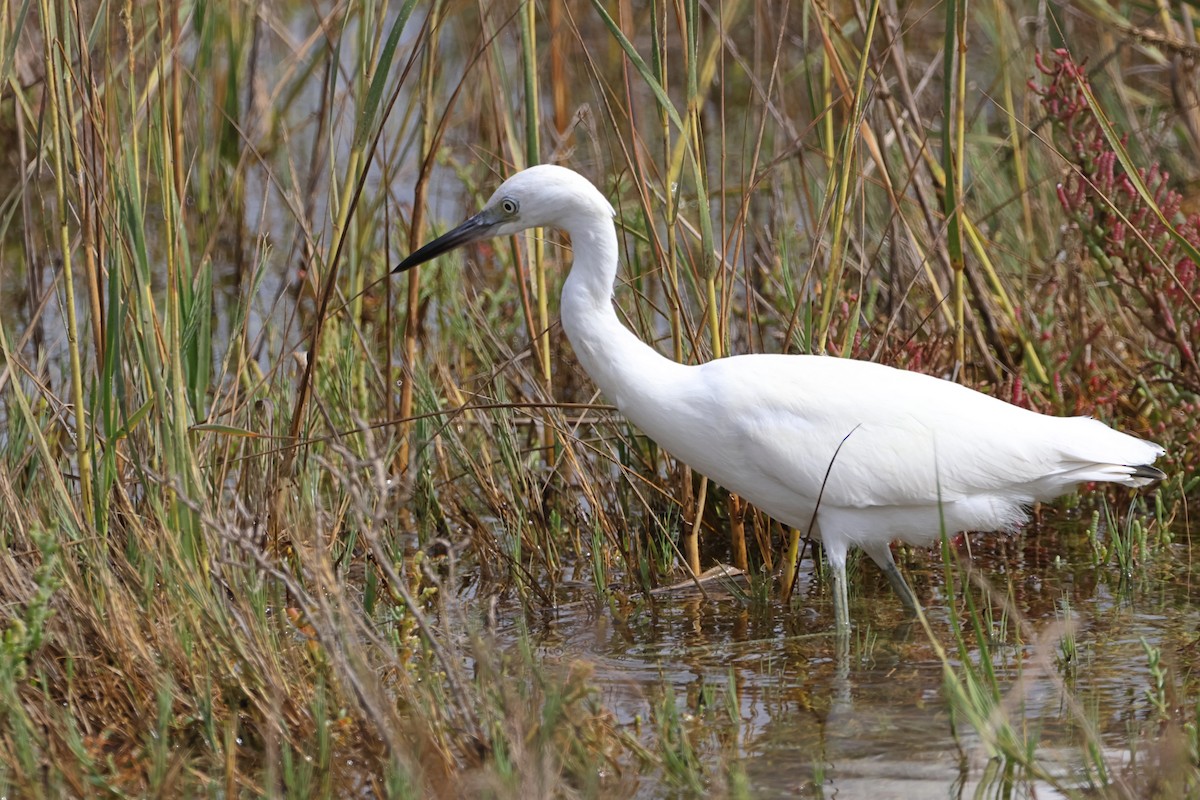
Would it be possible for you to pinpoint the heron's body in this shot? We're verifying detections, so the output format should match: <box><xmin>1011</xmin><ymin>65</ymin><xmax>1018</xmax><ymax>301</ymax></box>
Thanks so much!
<box><xmin>396</xmin><ymin>164</ymin><xmax>1166</xmax><ymax>630</ymax></box>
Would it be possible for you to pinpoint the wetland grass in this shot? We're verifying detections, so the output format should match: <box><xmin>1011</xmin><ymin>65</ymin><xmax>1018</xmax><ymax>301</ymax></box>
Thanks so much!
<box><xmin>0</xmin><ymin>0</ymin><xmax>1198</xmax><ymax>795</ymax></box>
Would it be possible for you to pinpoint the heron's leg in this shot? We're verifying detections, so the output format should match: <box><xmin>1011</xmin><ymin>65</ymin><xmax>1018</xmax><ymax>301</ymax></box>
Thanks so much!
<box><xmin>825</xmin><ymin>545</ymin><xmax>851</xmax><ymax>635</ymax></box>
<box><xmin>862</xmin><ymin>541</ymin><xmax>920</xmax><ymax>616</ymax></box>
<box><xmin>834</xmin><ymin>562</ymin><xmax>851</xmax><ymax>635</ymax></box>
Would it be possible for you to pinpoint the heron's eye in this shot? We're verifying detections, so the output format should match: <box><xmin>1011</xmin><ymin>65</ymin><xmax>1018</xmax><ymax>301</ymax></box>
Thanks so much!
<box><xmin>501</xmin><ymin>198</ymin><xmax>519</xmax><ymax>215</ymax></box>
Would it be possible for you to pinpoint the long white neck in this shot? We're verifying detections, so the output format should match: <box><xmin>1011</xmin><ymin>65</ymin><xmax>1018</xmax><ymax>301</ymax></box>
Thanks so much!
<box><xmin>557</xmin><ymin>211</ymin><xmax>685</xmax><ymax>411</ymax></box>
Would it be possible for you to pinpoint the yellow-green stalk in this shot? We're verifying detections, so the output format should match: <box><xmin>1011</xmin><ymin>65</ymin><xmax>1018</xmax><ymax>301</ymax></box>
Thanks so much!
<box><xmin>400</xmin><ymin>0</ymin><xmax>442</xmax><ymax>468</ymax></box>
<box><xmin>39</xmin><ymin>0</ymin><xmax>93</xmax><ymax>524</ymax></box>
<box><xmin>520</xmin><ymin>0</ymin><xmax>553</xmax><ymax>458</ymax></box>
<box><xmin>816</xmin><ymin>0</ymin><xmax>881</xmax><ymax>354</ymax></box>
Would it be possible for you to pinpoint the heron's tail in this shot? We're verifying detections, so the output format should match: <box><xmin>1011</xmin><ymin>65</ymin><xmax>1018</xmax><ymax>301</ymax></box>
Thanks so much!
<box><xmin>1051</xmin><ymin>417</ymin><xmax>1166</xmax><ymax>488</ymax></box>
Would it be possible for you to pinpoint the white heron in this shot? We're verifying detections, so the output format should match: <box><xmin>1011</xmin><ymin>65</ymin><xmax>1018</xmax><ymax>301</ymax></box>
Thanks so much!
<box><xmin>394</xmin><ymin>164</ymin><xmax>1166</xmax><ymax>632</ymax></box>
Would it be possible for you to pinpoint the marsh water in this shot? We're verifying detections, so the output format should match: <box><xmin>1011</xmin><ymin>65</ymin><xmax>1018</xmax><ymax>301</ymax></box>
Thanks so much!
<box><xmin>499</xmin><ymin>513</ymin><xmax>1195</xmax><ymax>797</ymax></box>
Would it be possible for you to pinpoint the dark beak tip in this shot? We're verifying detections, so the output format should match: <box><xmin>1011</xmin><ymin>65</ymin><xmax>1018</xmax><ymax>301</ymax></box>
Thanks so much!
<box><xmin>390</xmin><ymin>212</ymin><xmax>492</xmax><ymax>275</ymax></box>
<box><xmin>392</xmin><ymin>243</ymin><xmax>441</xmax><ymax>274</ymax></box>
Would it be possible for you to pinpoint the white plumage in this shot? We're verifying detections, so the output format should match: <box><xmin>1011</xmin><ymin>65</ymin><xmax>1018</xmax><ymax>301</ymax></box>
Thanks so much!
<box><xmin>395</xmin><ymin>165</ymin><xmax>1166</xmax><ymax>631</ymax></box>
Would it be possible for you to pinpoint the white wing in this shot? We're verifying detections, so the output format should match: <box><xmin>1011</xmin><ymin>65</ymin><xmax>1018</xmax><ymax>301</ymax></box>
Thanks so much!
<box><xmin>684</xmin><ymin>354</ymin><xmax>1161</xmax><ymax>511</ymax></box>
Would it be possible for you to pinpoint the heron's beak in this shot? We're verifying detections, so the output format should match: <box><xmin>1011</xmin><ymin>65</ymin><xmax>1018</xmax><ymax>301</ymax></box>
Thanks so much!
<box><xmin>392</xmin><ymin>209</ymin><xmax>498</xmax><ymax>274</ymax></box>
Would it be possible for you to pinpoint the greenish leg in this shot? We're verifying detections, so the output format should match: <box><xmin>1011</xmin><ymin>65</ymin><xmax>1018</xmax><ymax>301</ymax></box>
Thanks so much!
<box><xmin>828</xmin><ymin>550</ymin><xmax>852</xmax><ymax>635</ymax></box>
<box><xmin>862</xmin><ymin>541</ymin><xmax>920</xmax><ymax>616</ymax></box>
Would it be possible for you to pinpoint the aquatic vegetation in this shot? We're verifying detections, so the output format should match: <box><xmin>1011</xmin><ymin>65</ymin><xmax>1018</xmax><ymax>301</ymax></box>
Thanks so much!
<box><xmin>0</xmin><ymin>1</ymin><xmax>1197</xmax><ymax>796</ymax></box>
<box><xmin>1033</xmin><ymin>48</ymin><xmax>1200</xmax><ymax>479</ymax></box>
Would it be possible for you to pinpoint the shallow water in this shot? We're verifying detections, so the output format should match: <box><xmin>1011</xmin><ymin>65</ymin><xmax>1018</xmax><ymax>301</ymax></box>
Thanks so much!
<box><xmin>501</xmin><ymin>514</ymin><xmax>1197</xmax><ymax>797</ymax></box>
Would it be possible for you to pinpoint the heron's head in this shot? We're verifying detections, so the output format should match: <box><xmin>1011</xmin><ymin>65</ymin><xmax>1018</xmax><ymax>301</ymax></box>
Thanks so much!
<box><xmin>393</xmin><ymin>165</ymin><xmax>615</xmax><ymax>274</ymax></box>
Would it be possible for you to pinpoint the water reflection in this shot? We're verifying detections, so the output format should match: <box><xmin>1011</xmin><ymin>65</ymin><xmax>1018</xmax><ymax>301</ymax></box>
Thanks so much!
<box><xmin>498</xmin><ymin>515</ymin><xmax>1197</xmax><ymax>797</ymax></box>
